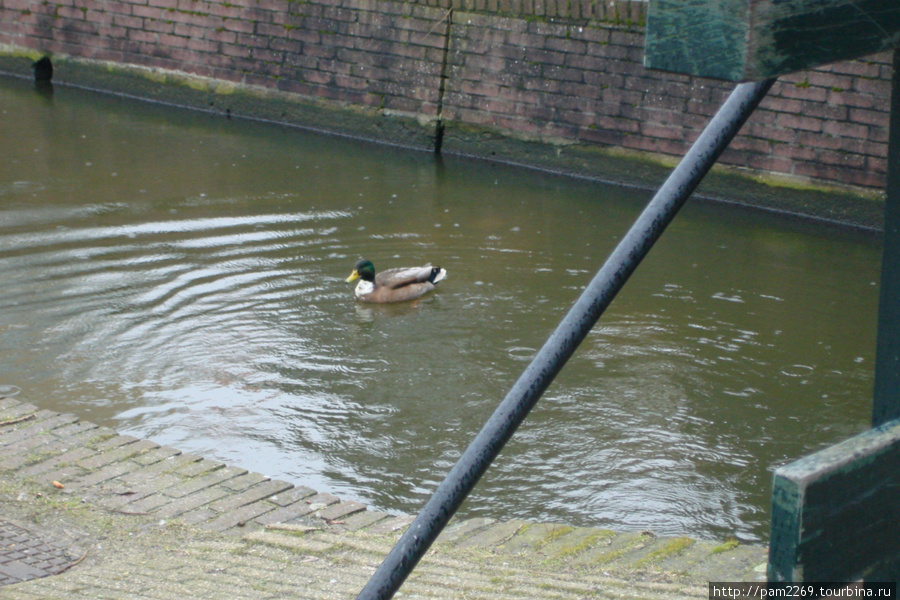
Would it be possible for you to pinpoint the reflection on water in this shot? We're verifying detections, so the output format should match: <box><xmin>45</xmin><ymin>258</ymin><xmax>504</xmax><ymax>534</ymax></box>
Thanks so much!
<box><xmin>0</xmin><ymin>77</ymin><xmax>880</xmax><ymax>541</ymax></box>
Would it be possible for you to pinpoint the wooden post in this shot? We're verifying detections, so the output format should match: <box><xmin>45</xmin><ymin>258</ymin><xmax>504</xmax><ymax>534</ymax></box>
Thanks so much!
<box><xmin>874</xmin><ymin>49</ymin><xmax>900</xmax><ymax>428</ymax></box>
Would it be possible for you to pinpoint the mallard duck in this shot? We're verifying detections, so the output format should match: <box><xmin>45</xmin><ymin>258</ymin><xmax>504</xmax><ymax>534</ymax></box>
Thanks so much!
<box><xmin>345</xmin><ymin>259</ymin><xmax>447</xmax><ymax>303</ymax></box>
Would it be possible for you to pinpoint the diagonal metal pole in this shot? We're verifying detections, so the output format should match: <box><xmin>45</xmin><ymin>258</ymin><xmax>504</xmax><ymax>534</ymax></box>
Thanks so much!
<box><xmin>355</xmin><ymin>77</ymin><xmax>775</xmax><ymax>600</ymax></box>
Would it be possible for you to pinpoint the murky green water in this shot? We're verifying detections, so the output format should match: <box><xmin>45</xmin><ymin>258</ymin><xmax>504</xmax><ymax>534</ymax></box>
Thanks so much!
<box><xmin>0</xmin><ymin>78</ymin><xmax>881</xmax><ymax>542</ymax></box>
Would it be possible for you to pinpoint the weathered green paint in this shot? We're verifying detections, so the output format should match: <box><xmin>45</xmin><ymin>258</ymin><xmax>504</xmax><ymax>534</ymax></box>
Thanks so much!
<box><xmin>644</xmin><ymin>0</ymin><xmax>749</xmax><ymax>81</ymax></box>
<box><xmin>768</xmin><ymin>418</ymin><xmax>900</xmax><ymax>582</ymax></box>
<box><xmin>874</xmin><ymin>49</ymin><xmax>900</xmax><ymax>428</ymax></box>
<box><xmin>769</xmin><ymin>47</ymin><xmax>900</xmax><ymax>586</ymax></box>
<box><xmin>645</xmin><ymin>0</ymin><xmax>900</xmax><ymax>81</ymax></box>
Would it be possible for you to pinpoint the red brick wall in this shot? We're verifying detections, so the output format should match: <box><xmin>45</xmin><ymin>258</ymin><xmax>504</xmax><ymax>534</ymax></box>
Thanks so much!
<box><xmin>0</xmin><ymin>0</ymin><xmax>891</xmax><ymax>192</ymax></box>
<box><xmin>443</xmin><ymin>11</ymin><xmax>890</xmax><ymax>190</ymax></box>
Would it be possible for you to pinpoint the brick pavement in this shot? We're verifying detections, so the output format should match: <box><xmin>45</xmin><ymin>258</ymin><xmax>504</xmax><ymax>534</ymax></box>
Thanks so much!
<box><xmin>1</xmin><ymin>396</ymin><xmax>767</xmax><ymax>599</ymax></box>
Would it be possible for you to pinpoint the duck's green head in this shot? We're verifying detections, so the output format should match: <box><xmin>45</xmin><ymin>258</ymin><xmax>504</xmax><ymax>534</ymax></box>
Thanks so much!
<box><xmin>346</xmin><ymin>259</ymin><xmax>375</xmax><ymax>283</ymax></box>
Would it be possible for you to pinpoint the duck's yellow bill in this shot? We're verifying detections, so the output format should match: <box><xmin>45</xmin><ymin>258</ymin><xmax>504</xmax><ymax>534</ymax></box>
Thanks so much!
<box><xmin>345</xmin><ymin>270</ymin><xmax>360</xmax><ymax>283</ymax></box>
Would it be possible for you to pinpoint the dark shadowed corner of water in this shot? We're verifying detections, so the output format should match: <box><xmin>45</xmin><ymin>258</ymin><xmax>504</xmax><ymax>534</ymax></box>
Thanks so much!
<box><xmin>0</xmin><ymin>77</ymin><xmax>881</xmax><ymax>542</ymax></box>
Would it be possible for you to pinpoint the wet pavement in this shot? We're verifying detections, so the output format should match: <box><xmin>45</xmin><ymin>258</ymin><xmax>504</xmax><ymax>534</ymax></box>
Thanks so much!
<box><xmin>1</xmin><ymin>396</ymin><xmax>767</xmax><ymax>599</ymax></box>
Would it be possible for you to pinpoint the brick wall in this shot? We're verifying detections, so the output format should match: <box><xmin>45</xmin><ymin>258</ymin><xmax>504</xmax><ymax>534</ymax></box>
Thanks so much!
<box><xmin>0</xmin><ymin>0</ymin><xmax>891</xmax><ymax>192</ymax></box>
<box><xmin>442</xmin><ymin>12</ymin><xmax>890</xmax><ymax>190</ymax></box>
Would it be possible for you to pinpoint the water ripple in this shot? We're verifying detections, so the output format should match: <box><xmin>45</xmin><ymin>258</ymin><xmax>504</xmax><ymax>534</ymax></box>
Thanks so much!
<box><xmin>0</xmin><ymin>83</ymin><xmax>880</xmax><ymax>542</ymax></box>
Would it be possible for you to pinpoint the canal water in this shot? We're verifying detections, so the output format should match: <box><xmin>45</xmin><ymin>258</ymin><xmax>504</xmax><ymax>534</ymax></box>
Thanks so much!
<box><xmin>0</xmin><ymin>77</ymin><xmax>880</xmax><ymax>542</ymax></box>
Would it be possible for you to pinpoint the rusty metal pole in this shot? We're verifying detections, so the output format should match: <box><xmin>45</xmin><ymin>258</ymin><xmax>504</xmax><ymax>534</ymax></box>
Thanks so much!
<box><xmin>355</xmin><ymin>77</ymin><xmax>775</xmax><ymax>600</ymax></box>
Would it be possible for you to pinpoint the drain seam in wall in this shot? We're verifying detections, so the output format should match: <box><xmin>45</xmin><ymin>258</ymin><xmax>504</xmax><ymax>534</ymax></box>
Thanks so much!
<box><xmin>434</xmin><ymin>8</ymin><xmax>453</xmax><ymax>155</ymax></box>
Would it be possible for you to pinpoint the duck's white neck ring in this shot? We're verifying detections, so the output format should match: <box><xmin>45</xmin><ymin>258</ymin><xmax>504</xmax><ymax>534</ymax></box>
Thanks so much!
<box><xmin>355</xmin><ymin>279</ymin><xmax>375</xmax><ymax>297</ymax></box>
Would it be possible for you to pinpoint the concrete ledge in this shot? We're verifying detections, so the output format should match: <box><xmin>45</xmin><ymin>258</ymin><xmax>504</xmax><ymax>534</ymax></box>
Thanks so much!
<box><xmin>1</xmin><ymin>396</ymin><xmax>766</xmax><ymax>598</ymax></box>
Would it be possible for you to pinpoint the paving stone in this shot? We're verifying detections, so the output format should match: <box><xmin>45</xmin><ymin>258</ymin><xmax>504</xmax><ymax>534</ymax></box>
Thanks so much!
<box><xmin>0</xmin><ymin>405</ymin><xmax>40</xmax><ymax>425</ymax></box>
<box><xmin>18</xmin><ymin>446</ymin><xmax>96</xmax><ymax>478</ymax></box>
<box><xmin>303</xmin><ymin>492</ymin><xmax>340</xmax><ymax>510</ymax></box>
<box><xmin>8</xmin><ymin>422</ymin><xmax>100</xmax><ymax>460</ymax></box>
<box><xmin>0</xmin><ymin>413</ymin><xmax>79</xmax><ymax>445</ymax></box>
<box><xmin>336</xmin><ymin>509</ymin><xmax>390</xmax><ymax>532</ymax></box>
<box><xmin>366</xmin><ymin>514</ymin><xmax>415</xmax><ymax>535</ymax></box>
<box><xmin>93</xmin><ymin>488</ymin><xmax>157</xmax><ymax>511</ymax></box>
<box><xmin>201</xmin><ymin>500</ymin><xmax>276</xmax><ymax>532</ymax></box>
<box><xmin>436</xmin><ymin>516</ymin><xmax>496</xmax><ymax>544</ymax></box>
<box><xmin>267</xmin><ymin>485</ymin><xmax>317</xmax><ymax>507</ymax></box>
<box><xmin>537</xmin><ymin>525</ymin><xmax>617</xmax><ymax>559</ymax></box>
<box><xmin>120</xmin><ymin>453</ymin><xmax>197</xmax><ymax>484</ymax></box>
<box><xmin>218</xmin><ymin>471</ymin><xmax>267</xmax><ymax>493</ymax></box>
<box><xmin>121</xmin><ymin>492</ymin><xmax>181</xmax><ymax>515</ymax></box>
<box><xmin>243</xmin><ymin>530</ymin><xmax>336</xmax><ymax>554</ymax></box>
<box><xmin>317</xmin><ymin>500</ymin><xmax>366</xmax><ymax>522</ymax></box>
<box><xmin>453</xmin><ymin>519</ymin><xmax>531</xmax><ymax>549</ymax></box>
<box><xmin>2</xmin><ymin>429</ymin><xmax>64</xmax><ymax>457</ymax></box>
<box><xmin>501</xmin><ymin>522</ymin><xmax>577</xmax><ymax>553</ymax></box>
<box><xmin>687</xmin><ymin>542</ymin><xmax>770</xmax><ymax>581</ymax></box>
<box><xmin>31</xmin><ymin>465</ymin><xmax>86</xmax><ymax>489</ymax></box>
<box><xmin>1</xmin><ymin>446</ymin><xmax>59</xmax><ymax>472</ymax></box>
<box><xmin>208</xmin><ymin>479</ymin><xmax>294</xmax><ymax>513</ymax></box>
<box><xmin>163</xmin><ymin>465</ymin><xmax>247</xmax><ymax>499</ymax></box>
<box><xmin>12</xmin><ymin>432</ymin><xmax>101</xmax><ymax>475</ymax></box>
<box><xmin>75</xmin><ymin>438</ymin><xmax>158</xmax><ymax>470</ymax></box>
<box><xmin>47</xmin><ymin>421</ymin><xmax>98</xmax><ymax>439</ymax></box>
<box><xmin>63</xmin><ymin>459</ymin><xmax>142</xmax><ymax>490</ymax></box>
<box><xmin>117</xmin><ymin>469</ymin><xmax>181</xmax><ymax>493</ymax></box>
<box><xmin>153</xmin><ymin>486</ymin><xmax>232</xmax><ymax>519</ymax></box>
<box><xmin>173</xmin><ymin>456</ymin><xmax>222</xmax><ymax>477</ymax></box>
<box><xmin>0</xmin><ymin>560</ymin><xmax>46</xmax><ymax>583</ymax></box>
<box><xmin>90</xmin><ymin>433</ymin><xmax>140</xmax><ymax>452</ymax></box>
<box><xmin>0</xmin><ymin>397</ymin><xmax>24</xmax><ymax>412</ymax></box>
<box><xmin>177</xmin><ymin>507</ymin><xmax>218</xmax><ymax>525</ymax></box>
<box><xmin>253</xmin><ymin>500</ymin><xmax>317</xmax><ymax>527</ymax></box>
<box><xmin>138</xmin><ymin>452</ymin><xmax>204</xmax><ymax>475</ymax></box>
<box><xmin>131</xmin><ymin>445</ymin><xmax>181</xmax><ymax>466</ymax></box>
<box><xmin>573</xmin><ymin>530</ymin><xmax>653</xmax><ymax>566</ymax></box>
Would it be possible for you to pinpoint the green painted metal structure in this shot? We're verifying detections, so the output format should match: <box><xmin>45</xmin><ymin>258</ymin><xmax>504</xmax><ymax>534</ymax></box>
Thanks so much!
<box><xmin>643</xmin><ymin>0</ymin><xmax>900</xmax><ymax>584</ymax></box>
<box><xmin>769</xmin><ymin>418</ymin><xmax>900</xmax><ymax>582</ymax></box>
<box><xmin>874</xmin><ymin>50</ymin><xmax>900</xmax><ymax>430</ymax></box>
<box><xmin>644</xmin><ymin>0</ymin><xmax>900</xmax><ymax>82</ymax></box>
<box><xmin>767</xmin><ymin>46</ymin><xmax>900</xmax><ymax>585</ymax></box>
